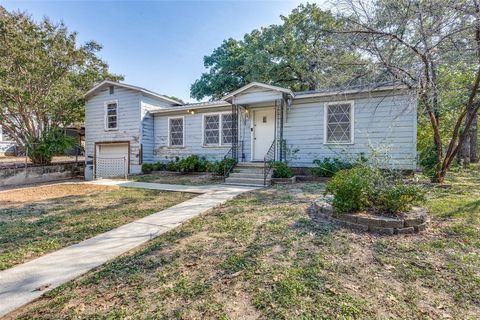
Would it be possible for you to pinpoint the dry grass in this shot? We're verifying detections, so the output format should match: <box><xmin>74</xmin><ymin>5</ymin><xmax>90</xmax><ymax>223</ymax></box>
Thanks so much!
<box><xmin>132</xmin><ymin>171</ymin><xmax>223</xmax><ymax>185</ymax></box>
<box><xmin>0</xmin><ymin>183</ymin><xmax>194</xmax><ymax>270</ymax></box>
<box><xmin>6</xmin><ymin>166</ymin><xmax>480</xmax><ymax>319</ymax></box>
<box><xmin>0</xmin><ymin>183</ymin><xmax>115</xmax><ymax>208</ymax></box>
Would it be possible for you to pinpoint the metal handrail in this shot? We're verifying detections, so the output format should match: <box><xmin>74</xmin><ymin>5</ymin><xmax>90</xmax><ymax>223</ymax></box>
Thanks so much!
<box><xmin>223</xmin><ymin>146</ymin><xmax>236</xmax><ymax>181</ymax></box>
<box><xmin>263</xmin><ymin>140</ymin><xmax>276</xmax><ymax>186</ymax></box>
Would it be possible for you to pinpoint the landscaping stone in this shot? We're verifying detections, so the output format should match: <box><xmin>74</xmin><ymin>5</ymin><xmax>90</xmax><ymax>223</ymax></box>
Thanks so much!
<box><xmin>396</xmin><ymin>227</ymin><xmax>415</xmax><ymax>234</ymax></box>
<box><xmin>370</xmin><ymin>226</ymin><xmax>395</xmax><ymax>235</ymax></box>
<box><xmin>344</xmin><ymin>221</ymin><xmax>369</xmax><ymax>232</ymax></box>
<box><xmin>381</xmin><ymin>218</ymin><xmax>404</xmax><ymax>229</ymax></box>
<box><xmin>311</xmin><ymin>199</ymin><xmax>428</xmax><ymax>235</ymax></box>
<box><xmin>414</xmin><ymin>222</ymin><xmax>427</xmax><ymax>232</ymax></box>
<box><xmin>404</xmin><ymin>217</ymin><xmax>423</xmax><ymax>227</ymax></box>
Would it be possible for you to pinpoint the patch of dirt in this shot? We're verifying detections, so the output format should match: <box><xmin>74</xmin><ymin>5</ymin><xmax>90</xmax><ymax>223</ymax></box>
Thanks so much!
<box><xmin>0</xmin><ymin>183</ymin><xmax>117</xmax><ymax>209</ymax></box>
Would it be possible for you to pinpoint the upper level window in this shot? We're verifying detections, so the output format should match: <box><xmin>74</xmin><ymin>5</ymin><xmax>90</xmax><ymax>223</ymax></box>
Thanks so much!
<box><xmin>203</xmin><ymin>113</ymin><xmax>233</xmax><ymax>146</ymax></box>
<box><xmin>169</xmin><ymin>117</ymin><xmax>184</xmax><ymax>147</ymax></box>
<box><xmin>105</xmin><ymin>101</ymin><xmax>118</xmax><ymax>130</ymax></box>
<box><xmin>324</xmin><ymin>102</ymin><xmax>354</xmax><ymax>144</ymax></box>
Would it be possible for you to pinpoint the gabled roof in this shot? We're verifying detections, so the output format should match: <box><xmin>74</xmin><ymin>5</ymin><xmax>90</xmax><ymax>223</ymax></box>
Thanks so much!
<box><xmin>222</xmin><ymin>82</ymin><xmax>294</xmax><ymax>101</ymax></box>
<box><xmin>85</xmin><ymin>80</ymin><xmax>182</xmax><ymax>105</ymax></box>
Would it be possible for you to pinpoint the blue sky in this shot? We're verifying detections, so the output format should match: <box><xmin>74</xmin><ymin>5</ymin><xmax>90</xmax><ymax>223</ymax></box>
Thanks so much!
<box><xmin>1</xmin><ymin>0</ymin><xmax>321</xmax><ymax>102</ymax></box>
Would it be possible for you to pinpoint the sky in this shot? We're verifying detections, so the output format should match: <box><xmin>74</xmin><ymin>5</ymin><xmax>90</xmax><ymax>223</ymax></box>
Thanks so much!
<box><xmin>1</xmin><ymin>0</ymin><xmax>323</xmax><ymax>102</ymax></box>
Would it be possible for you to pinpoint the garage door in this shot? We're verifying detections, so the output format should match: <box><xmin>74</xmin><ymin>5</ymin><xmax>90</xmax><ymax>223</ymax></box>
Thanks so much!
<box><xmin>95</xmin><ymin>143</ymin><xmax>129</xmax><ymax>179</ymax></box>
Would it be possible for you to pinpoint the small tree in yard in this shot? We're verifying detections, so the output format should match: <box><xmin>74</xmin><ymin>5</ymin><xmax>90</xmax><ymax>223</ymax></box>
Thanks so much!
<box><xmin>338</xmin><ymin>0</ymin><xmax>480</xmax><ymax>182</ymax></box>
<box><xmin>0</xmin><ymin>7</ymin><xmax>121</xmax><ymax>164</ymax></box>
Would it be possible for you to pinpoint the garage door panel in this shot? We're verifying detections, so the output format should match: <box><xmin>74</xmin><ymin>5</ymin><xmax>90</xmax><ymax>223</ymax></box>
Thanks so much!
<box><xmin>96</xmin><ymin>143</ymin><xmax>128</xmax><ymax>179</ymax></box>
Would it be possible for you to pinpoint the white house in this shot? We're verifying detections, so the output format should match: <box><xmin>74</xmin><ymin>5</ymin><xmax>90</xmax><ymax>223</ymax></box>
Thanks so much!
<box><xmin>0</xmin><ymin>125</ymin><xmax>16</xmax><ymax>156</ymax></box>
<box><xmin>84</xmin><ymin>80</ymin><xmax>417</xmax><ymax>185</ymax></box>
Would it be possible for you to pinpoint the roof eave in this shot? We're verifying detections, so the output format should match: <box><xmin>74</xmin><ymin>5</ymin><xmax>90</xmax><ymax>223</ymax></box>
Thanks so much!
<box><xmin>84</xmin><ymin>80</ymin><xmax>182</xmax><ymax>106</ymax></box>
<box><xmin>294</xmin><ymin>85</ymin><xmax>410</xmax><ymax>99</ymax></box>
<box><xmin>222</xmin><ymin>82</ymin><xmax>294</xmax><ymax>101</ymax></box>
<box><xmin>150</xmin><ymin>102</ymin><xmax>232</xmax><ymax>115</ymax></box>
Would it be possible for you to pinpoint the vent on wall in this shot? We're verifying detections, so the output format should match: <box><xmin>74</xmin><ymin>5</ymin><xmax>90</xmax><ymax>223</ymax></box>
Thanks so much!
<box><xmin>109</xmin><ymin>86</ymin><xmax>114</xmax><ymax>94</ymax></box>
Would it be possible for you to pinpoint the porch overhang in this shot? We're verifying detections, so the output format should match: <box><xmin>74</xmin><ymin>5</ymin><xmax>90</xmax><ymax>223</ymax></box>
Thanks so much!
<box><xmin>223</xmin><ymin>82</ymin><xmax>294</xmax><ymax>105</ymax></box>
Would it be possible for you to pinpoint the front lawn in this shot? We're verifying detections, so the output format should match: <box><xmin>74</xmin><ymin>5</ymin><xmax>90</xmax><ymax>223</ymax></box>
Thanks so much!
<box><xmin>7</xmin><ymin>167</ymin><xmax>480</xmax><ymax>319</ymax></box>
<box><xmin>0</xmin><ymin>183</ymin><xmax>194</xmax><ymax>270</ymax></box>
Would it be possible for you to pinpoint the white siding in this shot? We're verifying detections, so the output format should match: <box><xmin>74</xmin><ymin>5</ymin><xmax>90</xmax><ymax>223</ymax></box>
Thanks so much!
<box><xmin>84</xmin><ymin>86</ymin><xmax>142</xmax><ymax>179</ymax></box>
<box><xmin>140</xmin><ymin>94</ymin><xmax>176</xmax><ymax>163</ymax></box>
<box><xmin>284</xmin><ymin>92</ymin><xmax>416</xmax><ymax>169</ymax></box>
<box><xmin>152</xmin><ymin>107</ymin><xmax>251</xmax><ymax>162</ymax></box>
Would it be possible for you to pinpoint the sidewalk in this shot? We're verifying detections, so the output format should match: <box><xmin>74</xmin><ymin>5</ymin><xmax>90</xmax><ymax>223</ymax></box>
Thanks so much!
<box><xmin>0</xmin><ymin>180</ymin><xmax>258</xmax><ymax>317</ymax></box>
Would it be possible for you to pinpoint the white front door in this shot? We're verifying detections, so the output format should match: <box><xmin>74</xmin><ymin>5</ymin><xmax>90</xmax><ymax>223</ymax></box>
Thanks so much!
<box><xmin>253</xmin><ymin>108</ymin><xmax>275</xmax><ymax>161</ymax></box>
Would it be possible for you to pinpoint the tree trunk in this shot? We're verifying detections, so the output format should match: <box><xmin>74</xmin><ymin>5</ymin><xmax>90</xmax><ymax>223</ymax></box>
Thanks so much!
<box><xmin>470</xmin><ymin>112</ymin><xmax>478</xmax><ymax>163</ymax></box>
<box><xmin>457</xmin><ymin>133</ymin><xmax>471</xmax><ymax>166</ymax></box>
<box><xmin>457</xmin><ymin>108</ymin><xmax>478</xmax><ymax>165</ymax></box>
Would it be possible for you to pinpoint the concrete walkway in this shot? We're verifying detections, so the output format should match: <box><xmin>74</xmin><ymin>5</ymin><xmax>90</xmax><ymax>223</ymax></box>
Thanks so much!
<box><xmin>0</xmin><ymin>180</ymin><xmax>258</xmax><ymax>317</ymax></box>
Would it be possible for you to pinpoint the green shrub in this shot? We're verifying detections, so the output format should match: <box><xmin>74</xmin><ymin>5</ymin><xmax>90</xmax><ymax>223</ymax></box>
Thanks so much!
<box><xmin>419</xmin><ymin>144</ymin><xmax>439</xmax><ymax>178</ymax></box>
<box><xmin>26</xmin><ymin>128</ymin><xmax>75</xmax><ymax>164</ymax></box>
<box><xmin>375</xmin><ymin>184</ymin><xmax>425</xmax><ymax>213</ymax></box>
<box><xmin>311</xmin><ymin>158</ymin><xmax>352</xmax><ymax>177</ymax></box>
<box><xmin>166</xmin><ymin>158</ymin><xmax>179</xmax><ymax>171</ymax></box>
<box><xmin>325</xmin><ymin>166</ymin><xmax>382</xmax><ymax>213</ymax></box>
<box><xmin>142</xmin><ymin>163</ymin><xmax>153</xmax><ymax>173</ymax></box>
<box><xmin>326</xmin><ymin>166</ymin><xmax>425</xmax><ymax>214</ymax></box>
<box><xmin>208</xmin><ymin>158</ymin><xmax>237</xmax><ymax>176</ymax></box>
<box><xmin>272</xmin><ymin>161</ymin><xmax>294</xmax><ymax>178</ymax></box>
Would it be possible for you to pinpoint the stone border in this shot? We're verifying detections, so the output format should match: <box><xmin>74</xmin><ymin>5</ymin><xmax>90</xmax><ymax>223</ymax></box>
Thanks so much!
<box><xmin>271</xmin><ymin>176</ymin><xmax>297</xmax><ymax>184</ymax></box>
<box><xmin>311</xmin><ymin>199</ymin><xmax>428</xmax><ymax>235</ymax></box>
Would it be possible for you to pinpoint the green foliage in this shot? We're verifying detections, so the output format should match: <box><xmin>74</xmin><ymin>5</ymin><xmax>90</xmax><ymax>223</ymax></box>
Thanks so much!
<box><xmin>311</xmin><ymin>158</ymin><xmax>352</xmax><ymax>177</ymax></box>
<box><xmin>272</xmin><ymin>161</ymin><xmax>294</xmax><ymax>178</ymax></box>
<box><xmin>173</xmin><ymin>155</ymin><xmax>209</xmax><ymax>173</ymax></box>
<box><xmin>142</xmin><ymin>163</ymin><xmax>154</xmax><ymax>174</ymax></box>
<box><xmin>0</xmin><ymin>7</ymin><xmax>121</xmax><ymax>147</ymax></box>
<box><xmin>325</xmin><ymin>166</ymin><xmax>381</xmax><ymax>213</ymax></box>
<box><xmin>207</xmin><ymin>158</ymin><xmax>237</xmax><ymax>176</ymax></box>
<box><xmin>326</xmin><ymin>166</ymin><xmax>425</xmax><ymax>214</ymax></box>
<box><xmin>418</xmin><ymin>144</ymin><xmax>440</xmax><ymax>178</ymax></box>
<box><xmin>26</xmin><ymin>128</ymin><xmax>75</xmax><ymax>164</ymax></box>
<box><xmin>190</xmin><ymin>3</ymin><xmax>368</xmax><ymax>100</ymax></box>
<box><xmin>376</xmin><ymin>184</ymin><xmax>425</xmax><ymax>213</ymax></box>
<box><xmin>142</xmin><ymin>156</ymin><xmax>236</xmax><ymax>176</ymax></box>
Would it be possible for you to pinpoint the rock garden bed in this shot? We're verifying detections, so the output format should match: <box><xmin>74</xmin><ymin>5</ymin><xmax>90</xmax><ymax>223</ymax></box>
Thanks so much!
<box><xmin>311</xmin><ymin>198</ymin><xmax>428</xmax><ymax>234</ymax></box>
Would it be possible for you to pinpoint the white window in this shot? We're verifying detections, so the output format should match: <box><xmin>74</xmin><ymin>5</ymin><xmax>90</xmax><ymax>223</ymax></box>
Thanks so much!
<box><xmin>222</xmin><ymin>113</ymin><xmax>233</xmax><ymax>144</ymax></box>
<box><xmin>204</xmin><ymin>115</ymin><xmax>220</xmax><ymax>145</ymax></box>
<box><xmin>105</xmin><ymin>101</ymin><xmax>118</xmax><ymax>130</ymax></box>
<box><xmin>324</xmin><ymin>101</ymin><xmax>354</xmax><ymax>144</ymax></box>
<box><xmin>203</xmin><ymin>113</ymin><xmax>234</xmax><ymax>146</ymax></box>
<box><xmin>169</xmin><ymin>117</ymin><xmax>184</xmax><ymax>147</ymax></box>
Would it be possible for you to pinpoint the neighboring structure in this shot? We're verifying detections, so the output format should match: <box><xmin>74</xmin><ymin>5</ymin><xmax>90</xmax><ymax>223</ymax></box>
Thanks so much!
<box><xmin>84</xmin><ymin>80</ymin><xmax>417</xmax><ymax>184</ymax></box>
<box><xmin>0</xmin><ymin>125</ymin><xmax>16</xmax><ymax>156</ymax></box>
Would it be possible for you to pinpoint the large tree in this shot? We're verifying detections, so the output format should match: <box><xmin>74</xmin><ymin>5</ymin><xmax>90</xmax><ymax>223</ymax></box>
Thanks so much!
<box><xmin>338</xmin><ymin>0</ymin><xmax>480</xmax><ymax>182</ymax></box>
<box><xmin>190</xmin><ymin>3</ymin><xmax>369</xmax><ymax>100</ymax></box>
<box><xmin>0</xmin><ymin>7</ymin><xmax>122</xmax><ymax>163</ymax></box>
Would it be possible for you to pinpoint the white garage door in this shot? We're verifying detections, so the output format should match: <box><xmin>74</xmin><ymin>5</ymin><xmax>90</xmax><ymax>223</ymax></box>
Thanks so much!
<box><xmin>95</xmin><ymin>143</ymin><xmax>129</xmax><ymax>179</ymax></box>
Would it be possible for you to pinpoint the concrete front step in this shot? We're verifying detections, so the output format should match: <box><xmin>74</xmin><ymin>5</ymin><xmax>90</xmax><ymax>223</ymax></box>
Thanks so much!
<box><xmin>228</xmin><ymin>172</ymin><xmax>270</xmax><ymax>179</ymax></box>
<box><xmin>233</xmin><ymin>167</ymin><xmax>265</xmax><ymax>174</ymax></box>
<box><xmin>225</xmin><ymin>177</ymin><xmax>270</xmax><ymax>186</ymax></box>
<box><xmin>235</xmin><ymin>162</ymin><xmax>265</xmax><ymax>168</ymax></box>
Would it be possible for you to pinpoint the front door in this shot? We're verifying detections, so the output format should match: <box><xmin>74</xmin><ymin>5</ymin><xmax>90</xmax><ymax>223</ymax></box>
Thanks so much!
<box><xmin>253</xmin><ymin>108</ymin><xmax>275</xmax><ymax>161</ymax></box>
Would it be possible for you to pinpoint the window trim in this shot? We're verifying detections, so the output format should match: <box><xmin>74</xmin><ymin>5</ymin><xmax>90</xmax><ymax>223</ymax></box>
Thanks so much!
<box><xmin>104</xmin><ymin>100</ymin><xmax>119</xmax><ymax>131</ymax></box>
<box><xmin>202</xmin><ymin>111</ymin><xmax>233</xmax><ymax>147</ymax></box>
<box><xmin>168</xmin><ymin>116</ymin><xmax>185</xmax><ymax>148</ymax></box>
<box><xmin>323</xmin><ymin>100</ymin><xmax>354</xmax><ymax>145</ymax></box>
